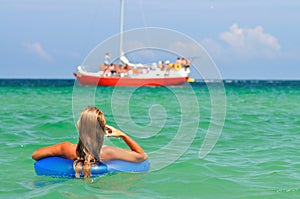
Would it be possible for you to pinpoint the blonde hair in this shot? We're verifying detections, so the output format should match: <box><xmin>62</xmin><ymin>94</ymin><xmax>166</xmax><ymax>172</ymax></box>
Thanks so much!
<box><xmin>73</xmin><ymin>106</ymin><xmax>106</xmax><ymax>178</ymax></box>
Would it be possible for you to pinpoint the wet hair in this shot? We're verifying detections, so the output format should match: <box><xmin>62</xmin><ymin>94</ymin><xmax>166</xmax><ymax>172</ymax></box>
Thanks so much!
<box><xmin>73</xmin><ymin>106</ymin><xmax>106</xmax><ymax>178</ymax></box>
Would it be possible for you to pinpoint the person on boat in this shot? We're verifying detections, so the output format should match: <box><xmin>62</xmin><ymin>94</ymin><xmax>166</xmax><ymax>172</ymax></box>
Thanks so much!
<box><xmin>32</xmin><ymin>106</ymin><xmax>148</xmax><ymax>178</ymax></box>
<box><xmin>182</xmin><ymin>57</ymin><xmax>190</xmax><ymax>71</ymax></box>
<box><xmin>123</xmin><ymin>64</ymin><xmax>131</xmax><ymax>77</ymax></box>
<box><xmin>102</xmin><ymin>65</ymin><xmax>111</xmax><ymax>77</ymax></box>
<box><xmin>100</xmin><ymin>63</ymin><xmax>107</xmax><ymax>71</ymax></box>
<box><xmin>158</xmin><ymin>61</ymin><xmax>165</xmax><ymax>71</ymax></box>
<box><xmin>181</xmin><ymin>58</ymin><xmax>187</xmax><ymax>67</ymax></box>
<box><xmin>104</xmin><ymin>53</ymin><xmax>111</xmax><ymax>66</ymax></box>
<box><xmin>124</xmin><ymin>64</ymin><xmax>131</xmax><ymax>71</ymax></box>
<box><xmin>109</xmin><ymin>63</ymin><xmax>117</xmax><ymax>76</ymax></box>
<box><xmin>100</xmin><ymin>53</ymin><xmax>111</xmax><ymax>75</ymax></box>
<box><xmin>175</xmin><ymin>57</ymin><xmax>182</xmax><ymax>66</ymax></box>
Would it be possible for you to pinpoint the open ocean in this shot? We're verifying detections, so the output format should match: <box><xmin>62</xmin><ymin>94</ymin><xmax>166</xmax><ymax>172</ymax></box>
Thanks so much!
<box><xmin>0</xmin><ymin>79</ymin><xmax>299</xmax><ymax>199</ymax></box>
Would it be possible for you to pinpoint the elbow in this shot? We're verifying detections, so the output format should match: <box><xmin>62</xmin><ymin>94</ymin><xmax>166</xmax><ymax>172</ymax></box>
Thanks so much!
<box><xmin>143</xmin><ymin>152</ymin><xmax>148</xmax><ymax>161</ymax></box>
<box><xmin>135</xmin><ymin>152</ymin><xmax>148</xmax><ymax>162</ymax></box>
<box><xmin>31</xmin><ymin>151</ymin><xmax>39</xmax><ymax>161</ymax></box>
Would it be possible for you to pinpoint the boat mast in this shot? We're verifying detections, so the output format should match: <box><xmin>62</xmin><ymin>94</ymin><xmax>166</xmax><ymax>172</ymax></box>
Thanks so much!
<box><xmin>119</xmin><ymin>0</ymin><xmax>124</xmax><ymax>60</ymax></box>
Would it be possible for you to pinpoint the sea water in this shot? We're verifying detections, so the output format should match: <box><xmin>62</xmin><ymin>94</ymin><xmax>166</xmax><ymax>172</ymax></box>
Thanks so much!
<box><xmin>0</xmin><ymin>79</ymin><xmax>299</xmax><ymax>198</ymax></box>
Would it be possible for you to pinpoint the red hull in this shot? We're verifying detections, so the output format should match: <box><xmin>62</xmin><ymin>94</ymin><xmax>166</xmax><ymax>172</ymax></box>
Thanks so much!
<box><xmin>74</xmin><ymin>73</ymin><xmax>188</xmax><ymax>87</ymax></box>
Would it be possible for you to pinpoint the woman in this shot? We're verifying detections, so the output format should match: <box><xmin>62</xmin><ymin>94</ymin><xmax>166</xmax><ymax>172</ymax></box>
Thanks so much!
<box><xmin>32</xmin><ymin>106</ymin><xmax>148</xmax><ymax>178</ymax></box>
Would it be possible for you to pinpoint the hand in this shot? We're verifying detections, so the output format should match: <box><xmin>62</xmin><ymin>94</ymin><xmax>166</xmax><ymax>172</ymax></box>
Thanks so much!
<box><xmin>105</xmin><ymin>124</ymin><xmax>125</xmax><ymax>138</ymax></box>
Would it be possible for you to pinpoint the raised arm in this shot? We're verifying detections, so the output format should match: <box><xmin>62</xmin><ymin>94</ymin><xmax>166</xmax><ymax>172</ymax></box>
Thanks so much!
<box><xmin>101</xmin><ymin>125</ymin><xmax>148</xmax><ymax>162</ymax></box>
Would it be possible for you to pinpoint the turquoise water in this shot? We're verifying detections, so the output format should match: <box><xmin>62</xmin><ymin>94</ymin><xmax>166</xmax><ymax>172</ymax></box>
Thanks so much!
<box><xmin>0</xmin><ymin>80</ymin><xmax>299</xmax><ymax>198</ymax></box>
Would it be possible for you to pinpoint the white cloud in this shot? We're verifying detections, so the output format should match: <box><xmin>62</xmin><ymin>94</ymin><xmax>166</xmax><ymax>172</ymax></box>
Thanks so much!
<box><xmin>202</xmin><ymin>24</ymin><xmax>281</xmax><ymax>61</ymax></box>
<box><xmin>24</xmin><ymin>42</ymin><xmax>52</xmax><ymax>61</ymax></box>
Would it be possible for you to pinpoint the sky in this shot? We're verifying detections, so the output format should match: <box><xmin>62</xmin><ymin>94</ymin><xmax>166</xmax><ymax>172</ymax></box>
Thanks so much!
<box><xmin>1</xmin><ymin>0</ymin><xmax>299</xmax><ymax>79</ymax></box>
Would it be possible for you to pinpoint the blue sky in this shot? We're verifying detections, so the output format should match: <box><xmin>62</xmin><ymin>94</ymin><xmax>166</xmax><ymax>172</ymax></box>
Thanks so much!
<box><xmin>1</xmin><ymin>0</ymin><xmax>299</xmax><ymax>79</ymax></box>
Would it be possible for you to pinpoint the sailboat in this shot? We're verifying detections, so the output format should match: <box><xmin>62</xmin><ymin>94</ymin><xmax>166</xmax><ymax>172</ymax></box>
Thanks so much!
<box><xmin>73</xmin><ymin>0</ymin><xmax>191</xmax><ymax>86</ymax></box>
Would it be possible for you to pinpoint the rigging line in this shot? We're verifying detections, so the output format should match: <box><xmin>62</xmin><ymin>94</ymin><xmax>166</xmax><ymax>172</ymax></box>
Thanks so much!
<box><xmin>138</xmin><ymin>0</ymin><xmax>156</xmax><ymax>62</ymax></box>
<box><xmin>120</xmin><ymin>0</ymin><xmax>124</xmax><ymax>58</ymax></box>
<box><xmin>138</xmin><ymin>0</ymin><xmax>147</xmax><ymax>28</ymax></box>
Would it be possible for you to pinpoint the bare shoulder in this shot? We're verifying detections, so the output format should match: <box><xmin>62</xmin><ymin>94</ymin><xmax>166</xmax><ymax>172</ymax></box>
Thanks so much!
<box><xmin>60</xmin><ymin>142</ymin><xmax>77</xmax><ymax>159</ymax></box>
<box><xmin>61</xmin><ymin>141</ymin><xmax>77</xmax><ymax>149</ymax></box>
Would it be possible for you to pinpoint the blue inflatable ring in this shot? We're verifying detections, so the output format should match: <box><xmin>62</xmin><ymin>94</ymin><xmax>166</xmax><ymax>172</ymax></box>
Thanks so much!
<box><xmin>34</xmin><ymin>156</ymin><xmax>150</xmax><ymax>178</ymax></box>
